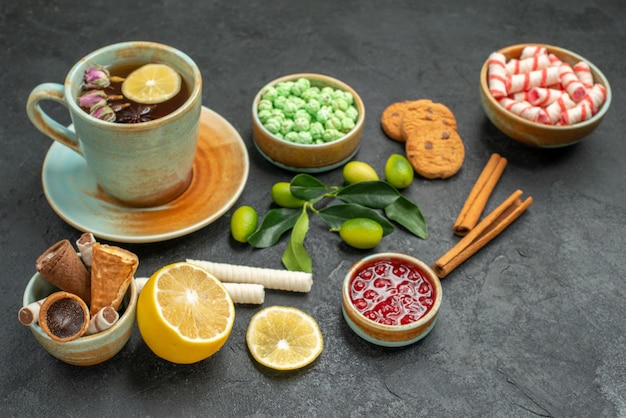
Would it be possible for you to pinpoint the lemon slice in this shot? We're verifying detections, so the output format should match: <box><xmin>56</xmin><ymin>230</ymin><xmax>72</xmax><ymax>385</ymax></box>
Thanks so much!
<box><xmin>121</xmin><ymin>63</ymin><xmax>182</xmax><ymax>104</ymax></box>
<box><xmin>136</xmin><ymin>262</ymin><xmax>235</xmax><ymax>364</ymax></box>
<box><xmin>246</xmin><ymin>306</ymin><xmax>323</xmax><ymax>370</ymax></box>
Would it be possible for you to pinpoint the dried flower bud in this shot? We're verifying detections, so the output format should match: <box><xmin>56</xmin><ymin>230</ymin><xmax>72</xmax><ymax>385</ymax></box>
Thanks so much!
<box><xmin>91</xmin><ymin>105</ymin><xmax>116</xmax><ymax>122</ymax></box>
<box><xmin>83</xmin><ymin>65</ymin><xmax>111</xmax><ymax>89</ymax></box>
<box><xmin>78</xmin><ymin>89</ymin><xmax>108</xmax><ymax>110</ymax></box>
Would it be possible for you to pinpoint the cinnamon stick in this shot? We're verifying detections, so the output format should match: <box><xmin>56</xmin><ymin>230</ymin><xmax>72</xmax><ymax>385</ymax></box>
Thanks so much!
<box><xmin>434</xmin><ymin>189</ymin><xmax>533</xmax><ymax>278</ymax></box>
<box><xmin>453</xmin><ymin>153</ymin><xmax>508</xmax><ymax>236</ymax></box>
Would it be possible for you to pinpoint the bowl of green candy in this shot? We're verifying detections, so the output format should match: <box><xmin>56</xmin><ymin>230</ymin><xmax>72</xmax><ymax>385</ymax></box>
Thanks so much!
<box><xmin>252</xmin><ymin>73</ymin><xmax>365</xmax><ymax>172</ymax></box>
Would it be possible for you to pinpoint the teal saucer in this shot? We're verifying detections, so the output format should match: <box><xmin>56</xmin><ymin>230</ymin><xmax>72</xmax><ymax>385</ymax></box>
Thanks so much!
<box><xmin>41</xmin><ymin>107</ymin><xmax>249</xmax><ymax>243</ymax></box>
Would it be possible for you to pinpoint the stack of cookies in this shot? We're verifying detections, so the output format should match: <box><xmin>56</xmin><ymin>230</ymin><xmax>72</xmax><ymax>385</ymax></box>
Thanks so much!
<box><xmin>381</xmin><ymin>99</ymin><xmax>465</xmax><ymax>179</ymax></box>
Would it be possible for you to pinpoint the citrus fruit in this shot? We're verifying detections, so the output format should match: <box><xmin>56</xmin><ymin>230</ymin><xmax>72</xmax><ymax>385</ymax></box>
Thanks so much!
<box><xmin>121</xmin><ymin>63</ymin><xmax>182</xmax><ymax>104</ymax></box>
<box><xmin>343</xmin><ymin>161</ymin><xmax>379</xmax><ymax>184</ymax></box>
<box><xmin>385</xmin><ymin>154</ymin><xmax>414</xmax><ymax>189</ymax></box>
<box><xmin>339</xmin><ymin>218</ymin><xmax>383</xmax><ymax>249</ymax></box>
<box><xmin>231</xmin><ymin>205</ymin><xmax>259</xmax><ymax>243</ymax></box>
<box><xmin>271</xmin><ymin>182</ymin><xmax>307</xmax><ymax>208</ymax></box>
<box><xmin>136</xmin><ymin>262</ymin><xmax>235</xmax><ymax>364</ymax></box>
<box><xmin>246</xmin><ymin>306</ymin><xmax>323</xmax><ymax>371</ymax></box>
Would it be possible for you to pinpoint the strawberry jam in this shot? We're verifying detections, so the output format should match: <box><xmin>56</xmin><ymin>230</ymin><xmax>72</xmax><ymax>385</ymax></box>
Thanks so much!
<box><xmin>348</xmin><ymin>257</ymin><xmax>435</xmax><ymax>326</ymax></box>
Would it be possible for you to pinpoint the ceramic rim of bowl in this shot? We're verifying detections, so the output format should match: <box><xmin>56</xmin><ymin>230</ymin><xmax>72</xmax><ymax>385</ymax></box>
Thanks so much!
<box><xmin>480</xmin><ymin>43</ymin><xmax>612</xmax><ymax>133</ymax></box>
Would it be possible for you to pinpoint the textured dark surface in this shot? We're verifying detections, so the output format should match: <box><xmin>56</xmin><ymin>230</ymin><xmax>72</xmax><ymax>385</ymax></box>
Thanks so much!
<box><xmin>2</xmin><ymin>1</ymin><xmax>625</xmax><ymax>417</ymax></box>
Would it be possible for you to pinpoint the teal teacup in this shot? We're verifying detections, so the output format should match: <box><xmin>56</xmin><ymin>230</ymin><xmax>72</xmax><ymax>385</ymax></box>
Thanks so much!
<box><xmin>26</xmin><ymin>41</ymin><xmax>202</xmax><ymax>207</ymax></box>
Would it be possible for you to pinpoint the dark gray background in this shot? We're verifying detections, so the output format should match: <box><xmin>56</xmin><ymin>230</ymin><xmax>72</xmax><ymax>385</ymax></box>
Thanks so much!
<box><xmin>2</xmin><ymin>0</ymin><xmax>625</xmax><ymax>416</ymax></box>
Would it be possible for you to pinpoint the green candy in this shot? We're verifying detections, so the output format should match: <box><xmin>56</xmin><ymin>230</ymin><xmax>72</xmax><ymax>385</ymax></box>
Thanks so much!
<box><xmin>262</xmin><ymin>86</ymin><xmax>278</xmax><ymax>102</ymax></box>
<box><xmin>341</xmin><ymin>117</ymin><xmax>355</xmax><ymax>132</ymax></box>
<box><xmin>281</xmin><ymin>119</ymin><xmax>295</xmax><ymax>135</ymax></box>
<box><xmin>273</xmin><ymin>95</ymin><xmax>287</xmax><ymax>109</ymax></box>
<box><xmin>294</xmin><ymin>117</ymin><xmax>310</xmax><ymax>132</ymax></box>
<box><xmin>258</xmin><ymin>99</ymin><xmax>273</xmax><ymax>112</ymax></box>
<box><xmin>323</xmin><ymin>128</ymin><xmax>341</xmax><ymax>142</ymax></box>
<box><xmin>310</xmin><ymin>122</ymin><xmax>324</xmax><ymax>140</ymax></box>
<box><xmin>296</xmin><ymin>131</ymin><xmax>313</xmax><ymax>144</ymax></box>
<box><xmin>304</xmin><ymin>99</ymin><xmax>320</xmax><ymax>116</ymax></box>
<box><xmin>345</xmin><ymin>106</ymin><xmax>359</xmax><ymax>122</ymax></box>
<box><xmin>301</xmin><ymin>87</ymin><xmax>320</xmax><ymax>101</ymax></box>
<box><xmin>258</xmin><ymin>77</ymin><xmax>360</xmax><ymax>145</ymax></box>
<box><xmin>316</xmin><ymin>106</ymin><xmax>333</xmax><ymax>123</ymax></box>
<box><xmin>284</xmin><ymin>131</ymin><xmax>300</xmax><ymax>142</ymax></box>
<box><xmin>264</xmin><ymin>117</ymin><xmax>281</xmax><ymax>134</ymax></box>
<box><xmin>325</xmin><ymin>116</ymin><xmax>342</xmax><ymax>131</ymax></box>
<box><xmin>258</xmin><ymin>109</ymin><xmax>272</xmax><ymax>124</ymax></box>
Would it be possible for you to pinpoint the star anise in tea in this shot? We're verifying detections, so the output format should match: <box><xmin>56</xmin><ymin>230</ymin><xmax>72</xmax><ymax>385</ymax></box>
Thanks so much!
<box><xmin>115</xmin><ymin>104</ymin><xmax>158</xmax><ymax>124</ymax></box>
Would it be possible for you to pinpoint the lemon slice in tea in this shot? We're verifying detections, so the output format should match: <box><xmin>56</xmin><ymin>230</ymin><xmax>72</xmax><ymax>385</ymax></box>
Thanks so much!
<box><xmin>246</xmin><ymin>306</ymin><xmax>323</xmax><ymax>371</ymax></box>
<box><xmin>121</xmin><ymin>63</ymin><xmax>182</xmax><ymax>104</ymax></box>
<box><xmin>136</xmin><ymin>262</ymin><xmax>235</xmax><ymax>364</ymax></box>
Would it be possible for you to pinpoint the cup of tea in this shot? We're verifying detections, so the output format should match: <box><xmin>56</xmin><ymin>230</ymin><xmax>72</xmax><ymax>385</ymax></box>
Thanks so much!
<box><xmin>26</xmin><ymin>41</ymin><xmax>202</xmax><ymax>207</ymax></box>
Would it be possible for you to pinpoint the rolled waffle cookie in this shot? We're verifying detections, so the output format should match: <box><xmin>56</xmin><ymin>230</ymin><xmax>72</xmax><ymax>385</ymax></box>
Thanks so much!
<box><xmin>90</xmin><ymin>243</ymin><xmax>138</xmax><ymax>315</ymax></box>
<box><xmin>36</xmin><ymin>240</ymin><xmax>91</xmax><ymax>304</ymax></box>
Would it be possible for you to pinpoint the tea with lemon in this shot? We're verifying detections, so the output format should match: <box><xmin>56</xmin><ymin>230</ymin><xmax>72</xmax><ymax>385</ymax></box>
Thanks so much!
<box><xmin>80</xmin><ymin>61</ymin><xmax>190</xmax><ymax>123</ymax></box>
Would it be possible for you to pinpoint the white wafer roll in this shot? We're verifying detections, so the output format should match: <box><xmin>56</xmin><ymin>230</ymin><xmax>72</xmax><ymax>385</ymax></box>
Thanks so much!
<box><xmin>18</xmin><ymin>298</ymin><xmax>45</xmax><ymax>326</ymax></box>
<box><xmin>76</xmin><ymin>232</ymin><xmax>97</xmax><ymax>269</ymax></box>
<box><xmin>187</xmin><ymin>259</ymin><xmax>313</xmax><ymax>293</ymax></box>
<box><xmin>134</xmin><ymin>276</ymin><xmax>267</xmax><ymax>304</ymax></box>
<box><xmin>222</xmin><ymin>283</ymin><xmax>265</xmax><ymax>305</ymax></box>
<box><xmin>85</xmin><ymin>306</ymin><xmax>119</xmax><ymax>335</ymax></box>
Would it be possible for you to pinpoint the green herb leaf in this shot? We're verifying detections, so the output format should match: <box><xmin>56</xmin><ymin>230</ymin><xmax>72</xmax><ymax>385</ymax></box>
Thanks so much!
<box><xmin>335</xmin><ymin>181</ymin><xmax>400</xmax><ymax>209</ymax></box>
<box><xmin>384</xmin><ymin>195</ymin><xmax>428</xmax><ymax>239</ymax></box>
<box><xmin>282</xmin><ymin>206</ymin><xmax>312</xmax><ymax>272</ymax></box>
<box><xmin>247</xmin><ymin>208</ymin><xmax>300</xmax><ymax>248</ymax></box>
<box><xmin>290</xmin><ymin>174</ymin><xmax>332</xmax><ymax>201</ymax></box>
<box><xmin>318</xmin><ymin>203</ymin><xmax>395</xmax><ymax>236</ymax></box>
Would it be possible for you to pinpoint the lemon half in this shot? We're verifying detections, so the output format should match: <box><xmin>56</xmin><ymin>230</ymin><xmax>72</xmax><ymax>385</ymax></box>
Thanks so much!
<box><xmin>137</xmin><ymin>262</ymin><xmax>235</xmax><ymax>364</ymax></box>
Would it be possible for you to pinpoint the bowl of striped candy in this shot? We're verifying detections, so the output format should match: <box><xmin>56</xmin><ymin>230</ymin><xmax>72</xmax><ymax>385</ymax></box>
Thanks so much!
<box><xmin>252</xmin><ymin>73</ymin><xmax>365</xmax><ymax>172</ymax></box>
<box><xmin>480</xmin><ymin>43</ymin><xmax>611</xmax><ymax>147</ymax></box>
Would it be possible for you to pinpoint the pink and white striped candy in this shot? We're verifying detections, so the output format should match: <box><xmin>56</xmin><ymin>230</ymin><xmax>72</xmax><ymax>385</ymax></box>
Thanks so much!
<box><xmin>583</xmin><ymin>83</ymin><xmax>607</xmax><ymax>114</ymax></box>
<box><xmin>527</xmin><ymin>87</ymin><xmax>563</xmax><ymax>107</ymax></box>
<box><xmin>498</xmin><ymin>97</ymin><xmax>551</xmax><ymax>124</ymax></box>
<box><xmin>487</xmin><ymin>45</ymin><xmax>606</xmax><ymax>127</ymax></box>
<box><xmin>559</xmin><ymin>101</ymin><xmax>592</xmax><ymax>125</ymax></box>
<box><xmin>573</xmin><ymin>61</ymin><xmax>594</xmax><ymax>88</ymax></box>
<box><xmin>505</xmin><ymin>54</ymin><xmax>551</xmax><ymax>75</ymax></box>
<box><xmin>487</xmin><ymin>52</ymin><xmax>508</xmax><ymax>98</ymax></box>
<box><xmin>548</xmin><ymin>53</ymin><xmax>562</xmax><ymax>67</ymax></box>
<box><xmin>507</xmin><ymin>66</ymin><xmax>560</xmax><ymax>94</ymax></box>
<box><xmin>545</xmin><ymin>93</ymin><xmax>576</xmax><ymax>124</ymax></box>
<box><xmin>559</xmin><ymin>64</ymin><xmax>587</xmax><ymax>102</ymax></box>
<box><xmin>520</xmin><ymin>45</ymin><xmax>548</xmax><ymax>59</ymax></box>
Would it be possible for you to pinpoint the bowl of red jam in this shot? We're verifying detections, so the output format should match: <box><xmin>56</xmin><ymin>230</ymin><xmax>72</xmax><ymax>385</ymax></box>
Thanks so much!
<box><xmin>342</xmin><ymin>253</ymin><xmax>442</xmax><ymax>347</ymax></box>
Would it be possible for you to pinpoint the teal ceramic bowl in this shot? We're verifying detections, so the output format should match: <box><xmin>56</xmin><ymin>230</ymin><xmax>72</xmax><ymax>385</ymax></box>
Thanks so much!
<box><xmin>22</xmin><ymin>272</ymin><xmax>138</xmax><ymax>366</ymax></box>
<box><xmin>342</xmin><ymin>253</ymin><xmax>442</xmax><ymax>347</ymax></box>
<box><xmin>252</xmin><ymin>73</ymin><xmax>365</xmax><ymax>173</ymax></box>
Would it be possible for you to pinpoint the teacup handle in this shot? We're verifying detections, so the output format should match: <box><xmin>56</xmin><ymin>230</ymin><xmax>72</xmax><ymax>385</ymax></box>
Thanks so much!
<box><xmin>26</xmin><ymin>83</ymin><xmax>82</xmax><ymax>155</ymax></box>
